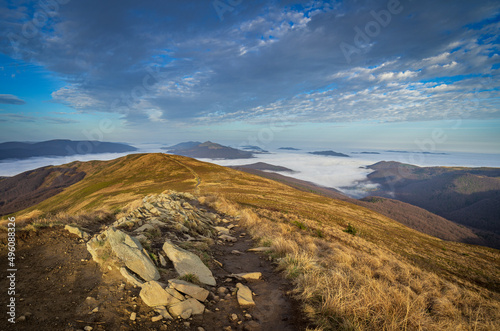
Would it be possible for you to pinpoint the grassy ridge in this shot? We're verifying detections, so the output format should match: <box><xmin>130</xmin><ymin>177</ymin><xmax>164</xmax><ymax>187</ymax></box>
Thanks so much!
<box><xmin>6</xmin><ymin>153</ymin><xmax>500</xmax><ymax>329</ymax></box>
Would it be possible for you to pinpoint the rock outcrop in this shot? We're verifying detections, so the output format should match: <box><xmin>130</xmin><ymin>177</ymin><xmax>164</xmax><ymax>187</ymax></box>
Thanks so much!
<box><xmin>163</xmin><ymin>240</ymin><xmax>216</xmax><ymax>286</ymax></box>
<box><xmin>106</xmin><ymin>227</ymin><xmax>160</xmax><ymax>281</ymax></box>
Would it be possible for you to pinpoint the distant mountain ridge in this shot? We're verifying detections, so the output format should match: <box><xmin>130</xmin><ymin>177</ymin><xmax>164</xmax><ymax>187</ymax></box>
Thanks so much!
<box><xmin>366</xmin><ymin>161</ymin><xmax>500</xmax><ymax>238</ymax></box>
<box><xmin>163</xmin><ymin>141</ymin><xmax>254</xmax><ymax>159</ymax></box>
<box><xmin>309</xmin><ymin>150</ymin><xmax>350</xmax><ymax>157</ymax></box>
<box><xmin>0</xmin><ymin>139</ymin><xmax>137</xmax><ymax>160</ymax></box>
<box><xmin>229</xmin><ymin>162</ymin><xmax>295</xmax><ymax>173</ymax></box>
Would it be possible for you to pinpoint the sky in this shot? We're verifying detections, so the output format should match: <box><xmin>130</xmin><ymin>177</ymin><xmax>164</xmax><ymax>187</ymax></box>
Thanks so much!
<box><xmin>0</xmin><ymin>0</ymin><xmax>499</xmax><ymax>153</ymax></box>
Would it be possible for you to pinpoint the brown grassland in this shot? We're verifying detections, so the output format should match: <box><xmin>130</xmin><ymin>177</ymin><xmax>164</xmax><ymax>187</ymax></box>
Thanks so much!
<box><xmin>3</xmin><ymin>153</ymin><xmax>500</xmax><ymax>330</ymax></box>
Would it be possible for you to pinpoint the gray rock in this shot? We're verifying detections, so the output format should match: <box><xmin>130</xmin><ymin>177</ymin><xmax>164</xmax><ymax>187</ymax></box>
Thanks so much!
<box><xmin>236</xmin><ymin>283</ymin><xmax>255</xmax><ymax>308</ymax></box>
<box><xmin>168</xmin><ymin>298</ymin><xmax>205</xmax><ymax>319</ymax></box>
<box><xmin>232</xmin><ymin>272</ymin><xmax>262</xmax><ymax>281</ymax></box>
<box><xmin>64</xmin><ymin>225</ymin><xmax>90</xmax><ymax>240</ymax></box>
<box><xmin>162</xmin><ymin>240</ymin><xmax>216</xmax><ymax>286</ymax></box>
<box><xmin>168</xmin><ymin>279</ymin><xmax>209</xmax><ymax>302</ymax></box>
<box><xmin>219</xmin><ymin>234</ymin><xmax>237</xmax><ymax>242</ymax></box>
<box><xmin>159</xmin><ymin>254</ymin><xmax>167</xmax><ymax>267</ymax></box>
<box><xmin>214</xmin><ymin>226</ymin><xmax>230</xmax><ymax>235</ymax></box>
<box><xmin>120</xmin><ymin>267</ymin><xmax>144</xmax><ymax>287</ymax></box>
<box><xmin>107</xmin><ymin>227</ymin><xmax>160</xmax><ymax>281</ymax></box>
<box><xmin>139</xmin><ymin>281</ymin><xmax>182</xmax><ymax>307</ymax></box>
<box><xmin>134</xmin><ymin>224</ymin><xmax>155</xmax><ymax>233</ymax></box>
<box><xmin>154</xmin><ymin>306</ymin><xmax>173</xmax><ymax>320</ymax></box>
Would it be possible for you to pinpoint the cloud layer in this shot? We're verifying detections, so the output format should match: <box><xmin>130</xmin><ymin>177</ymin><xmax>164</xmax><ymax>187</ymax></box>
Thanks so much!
<box><xmin>1</xmin><ymin>0</ymin><xmax>499</xmax><ymax>127</ymax></box>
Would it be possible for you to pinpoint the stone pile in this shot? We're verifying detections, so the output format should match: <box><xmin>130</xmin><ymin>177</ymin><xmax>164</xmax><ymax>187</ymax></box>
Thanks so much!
<box><xmin>65</xmin><ymin>190</ymin><xmax>264</xmax><ymax>326</ymax></box>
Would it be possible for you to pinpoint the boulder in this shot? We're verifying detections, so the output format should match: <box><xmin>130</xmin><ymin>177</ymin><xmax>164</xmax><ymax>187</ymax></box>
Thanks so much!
<box><xmin>64</xmin><ymin>225</ymin><xmax>90</xmax><ymax>240</ymax></box>
<box><xmin>236</xmin><ymin>283</ymin><xmax>255</xmax><ymax>307</ymax></box>
<box><xmin>139</xmin><ymin>281</ymin><xmax>182</xmax><ymax>307</ymax></box>
<box><xmin>162</xmin><ymin>240</ymin><xmax>216</xmax><ymax>286</ymax></box>
<box><xmin>168</xmin><ymin>298</ymin><xmax>205</xmax><ymax>319</ymax></box>
<box><xmin>120</xmin><ymin>267</ymin><xmax>144</xmax><ymax>287</ymax></box>
<box><xmin>106</xmin><ymin>228</ymin><xmax>160</xmax><ymax>281</ymax></box>
<box><xmin>168</xmin><ymin>279</ymin><xmax>209</xmax><ymax>302</ymax></box>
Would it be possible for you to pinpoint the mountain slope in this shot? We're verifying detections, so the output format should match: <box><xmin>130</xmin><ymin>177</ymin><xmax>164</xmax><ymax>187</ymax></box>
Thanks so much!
<box><xmin>4</xmin><ymin>153</ymin><xmax>500</xmax><ymax>330</ymax></box>
<box><xmin>231</xmin><ymin>166</ymin><xmax>489</xmax><ymax>247</ymax></box>
<box><xmin>0</xmin><ymin>139</ymin><xmax>137</xmax><ymax>160</ymax></box>
<box><xmin>8</xmin><ymin>153</ymin><xmax>498</xmax><ymax>290</ymax></box>
<box><xmin>366</xmin><ymin>161</ymin><xmax>500</xmax><ymax>235</ymax></box>
<box><xmin>0</xmin><ymin>166</ymin><xmax>86</xmax><ymax>216</ymax></box>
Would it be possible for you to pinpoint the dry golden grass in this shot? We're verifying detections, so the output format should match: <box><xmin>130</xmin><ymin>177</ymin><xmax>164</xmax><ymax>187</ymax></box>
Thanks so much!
<box><xmin>204</xmin><ymin>195</ymin><xmax>500</xmax><ymax>331</ymax></box>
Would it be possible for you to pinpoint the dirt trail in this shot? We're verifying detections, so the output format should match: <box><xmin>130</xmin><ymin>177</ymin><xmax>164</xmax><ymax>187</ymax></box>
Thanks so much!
<box><xmin>0</xmin><ymin>216</ymin><xmax>307</xmax><ymax>330</ymax></box>
<box><xmin>204</xmin><ymin>222</ymin><xmax>306</xmax><ymax>330</ymax></box>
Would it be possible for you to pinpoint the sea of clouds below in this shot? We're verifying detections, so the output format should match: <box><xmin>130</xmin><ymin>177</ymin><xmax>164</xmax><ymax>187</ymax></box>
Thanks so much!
<box><xmin>1</xmin><ymin>144</ymin><xmax>500</xmax><ymax>199</ymax></box>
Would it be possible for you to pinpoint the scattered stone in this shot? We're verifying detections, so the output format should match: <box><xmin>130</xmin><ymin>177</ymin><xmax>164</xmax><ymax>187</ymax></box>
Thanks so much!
<box><xmin>152</xmin><ymin>315</ymin><xmax>163</xmax><ymax>322</ymax></box>
<box><xmin>139</xmin><ymin>281</ymin><xmax>181</xmax><ymax>307</ymax></box>
<box><xmin>159</xmin><ymin>254</ymin><xmax>167</xmax><ymax>267</ymax></box>
<box><xmin>219</xmin><ymin>234</ymin><xmax>237</xmax><ymax>242</ymax></box>
<box><xmin>232</xmin><ymin>272</ymin><xmax>262</xmax><ymax>281</ymax></box>
<box><xmin>198</xmin><ymin>327</ymin><xmax>206</xmax><ymax>331</ymax></box>
<box><xmin>227</xmin><ymin>224</ymin><xmax>235</xmax><ymax>230</ymax></box>
<box><xmin>217</xmin><ymin>287</ymin><xmax>228</xmax><ymax>294</ymax></box>
<box><xmin>230</xmin><ymin>313</ymin><xmax>238</xmax><ymax>321</ymax></box>
<box><xmin>236</xmin><ymin>283</ymin><xmax>255</xmax><ymax>307</ymax></box>
<box><xmin>247</xmin><ymin>247</ymin><xmax>272</xmax><ymax>252</ymax></box>
<box><xmin>184</xmin><ymin>322</ymin><xmax>191</xmax><ymax>327</ymax></box>
<box><xmin>244</xmin><ymin>313</ymin><xmax>252</xmax><ymax>319</ymax></box>
<box><xmin>83</xmin><ymin>326</ymin><xmax>93</xmax><ymax>331</ymax></box>
<box><xmin>154</xmin><ymin>306</ymin><xmax>173</xmax><ymax>320</ymax></box>
<box><xmin>168</xmin><ymin>279</ymin><xmax>209</xmax><ymax>302</ymax></box>
<box><xmin>231</xmin><ymin>250</ymin><xmax>242</xmax><ymax>255</ymax></box>
<box><xmin>162</xmin><ymin>240</ymin><xmax>216</xmax><ymax>286</ymax></box>
<box><xmin>17</xmin><ymin>315</ymin><xmax>26</xmax><ymax>322</ymax></box>
<box><xmin>91</xmin><ymin>307</ymin><xmax>99</xmax><ymax>313</ymax></box>
<box><xmin>64</xmin><ymin>225</ymin><xmax>90</xmax><ymax>240</ymax></box>
<box><xmin>134</xmin><ymin>224</ymin><xmax>155</xmax><ymax>233</ymax></box>
<box><xmin>214</xmin><ymin>226</ymin><xmax>230</xmax><ymax>235</ymax></box>
<box><xmin>169</xmin><ymin>298</ymin><xmax>205</xmax><ymax>319</ymax></box>
<box><xmin>120</xmin><ymin>267</ymin><xmax>144</xmax><ymax>287</ymax></box>
<box><xmin>130</xmin><ymin>312</ymin><xmax>136</xmax><ymax>321</ymax></box>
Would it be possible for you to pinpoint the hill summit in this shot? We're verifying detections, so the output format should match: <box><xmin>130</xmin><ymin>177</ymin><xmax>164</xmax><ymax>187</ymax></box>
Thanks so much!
<box><xmin>163</xmin><ymin>141</ymin><xmax>253</xmax><ymax>159</ymax></box>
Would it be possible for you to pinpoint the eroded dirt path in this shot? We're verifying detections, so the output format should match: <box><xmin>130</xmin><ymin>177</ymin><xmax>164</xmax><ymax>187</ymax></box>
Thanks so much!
<box><xmin>203</xmin><ymin>220</ymin><xmax>306</xmax><ymax>331</ymax></box>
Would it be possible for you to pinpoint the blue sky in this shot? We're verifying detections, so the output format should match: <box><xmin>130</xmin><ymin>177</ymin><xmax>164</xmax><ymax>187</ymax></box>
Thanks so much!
<box><xmin>0</xmin><ymin>0</ymin><xmax>499</xmax><ymax>153</ymax></box>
